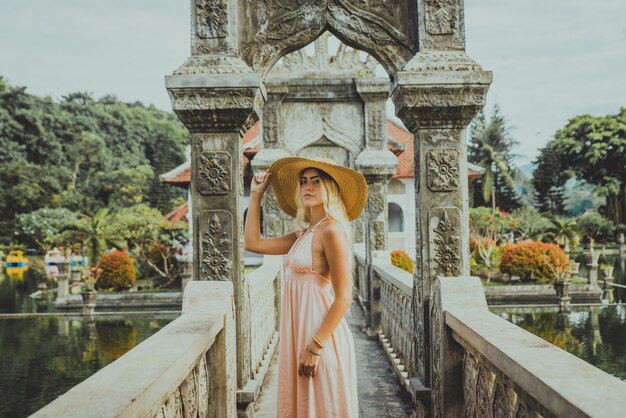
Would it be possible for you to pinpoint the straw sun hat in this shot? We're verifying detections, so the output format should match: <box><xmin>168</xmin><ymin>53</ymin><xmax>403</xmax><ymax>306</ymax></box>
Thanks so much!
<box><xmin>267</xmin><ymin>156</ymin><xmax>368</xmax><ymax>221</ymax></box>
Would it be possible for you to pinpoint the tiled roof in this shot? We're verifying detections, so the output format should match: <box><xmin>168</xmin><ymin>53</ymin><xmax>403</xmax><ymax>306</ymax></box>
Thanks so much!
<box><xmin>163</xmin><ymin>201</ymin><xmax>189</xmax><ymax>227</ymax></box>
<box><xmin>387</xmin><ymin>119</ymin><xmax>414</xmax><ymax>179</ymax></box>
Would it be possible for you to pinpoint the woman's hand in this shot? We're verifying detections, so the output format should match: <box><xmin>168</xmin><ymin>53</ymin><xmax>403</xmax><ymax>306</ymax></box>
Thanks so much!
<box><xmin>298</xmin><ymin>346</ymin><xmax>321</xmax><ymax>378</ymax></box>
<box><xmin>251</xmin><ymin>171</ymin><xmax>272</xmax><ymax>196</ymax></box>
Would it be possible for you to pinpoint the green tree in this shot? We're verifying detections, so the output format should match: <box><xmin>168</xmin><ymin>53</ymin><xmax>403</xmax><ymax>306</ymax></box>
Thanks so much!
<box><xmin>533</xmin><ymin>145</ymin><xmax>567</xmax><ymax>215</ymax></box>
<box><xmin>577</xmin><ymin>211</ymin><xmax>615</xmax><ymax>245</ymax></box>
<box><xmin>61</xmin><ymin>208</ymin><xmax>125</xmax><ymax>262</ymax></box>
<box><xmin>543</xmin><ymin>216</ymin><xmax>580</xmax><ymax>252</ymax></box>
<box><xmin>468</xmin><ymin>105</ymin><xmax>521</xmax><ymax>211</ymax></box>
<box><xmin>109</xmin><ymin>204</ymin><xmax>188</xmax><ymax>287</ymax></box>
<box><xmin>14</xmin><ymin>208</ymin><xmax>80</xmax><ymax>251</ymax></box>
<box><xmin>549</xmin><ymin>108</ymin><xmax>626</xmax><ymax>224</ymax></box>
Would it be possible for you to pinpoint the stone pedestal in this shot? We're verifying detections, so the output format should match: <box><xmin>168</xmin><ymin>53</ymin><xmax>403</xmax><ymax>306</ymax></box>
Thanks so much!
<box><xmin>55</xmin><ymin>261</ymin><xmax>70</xmax><ymax>304</ymax></box>
<box><xmin>587</xmin><ymin>263</ymin><xmax>599</xmax><ymax>289</ymax></box>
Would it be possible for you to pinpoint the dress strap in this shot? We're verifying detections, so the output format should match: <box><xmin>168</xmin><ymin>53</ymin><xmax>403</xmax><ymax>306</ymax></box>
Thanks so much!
<box><xmin>309</xmin><ymin>216</ymin><xmax>328</xmax><ymax>273</ymax></box>
<box><xmin>310</xmin><ymin>216</ymin><xmax>328</xmax><ymax>233</ymax></box>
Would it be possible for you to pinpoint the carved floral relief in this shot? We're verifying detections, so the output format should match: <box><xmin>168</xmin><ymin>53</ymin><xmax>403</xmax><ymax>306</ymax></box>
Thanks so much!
<box><xmin>198</xmin><ymin>152</ymin><xmax>231</xmax><ymax>195</ymax></box>
<box><xmin>427</xmin><ymin>148</ymin><xmax>459</xmax><ymax>191</ymax></box>
<box><xmin>429</xmin><ymin>208</ymin><xmax>460</xmax><ymax>277</ymax></box>
<box><xmin>201</xmin><ymin>211</ymin><xmax>232</xmax><ymax>280</ymax></box>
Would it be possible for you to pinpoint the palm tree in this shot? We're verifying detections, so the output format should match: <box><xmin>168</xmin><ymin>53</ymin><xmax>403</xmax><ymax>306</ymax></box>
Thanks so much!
<box><xmin>62</xmin><ymin>208</ymin><xmax>125</xmax><ymax>262</ymax></box>
<box><xmin>544</xmin><ymin>216</ymin><xmax>580</xmax><ymax>253</ymax></box>
<box><xmin>469</xmin><ymin>105</ymin><xmax>520</xmax><ymax>211</ymax></box>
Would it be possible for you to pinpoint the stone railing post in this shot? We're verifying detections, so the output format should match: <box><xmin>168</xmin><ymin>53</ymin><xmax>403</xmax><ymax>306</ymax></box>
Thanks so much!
<box><xmin>392</xmin><ymin>51</ymin><xmax>491</xmax><ymax>415</ymax></box>
<box><xmin>356</xmin><ymin>154</ymin><xmax>396</xmax><ymax>333</ymax></box>
<box><xmin>166</xmin><ymin>50</ymin><xmax>264</xmax><ymax>391</ymax></box>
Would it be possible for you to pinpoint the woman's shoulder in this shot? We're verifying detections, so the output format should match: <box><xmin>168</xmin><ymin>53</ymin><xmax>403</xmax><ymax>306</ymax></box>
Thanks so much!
<box><xmin>319</xmin><ymin>219</ymin><xmax>348</xmax><ymax>240</ymax></box>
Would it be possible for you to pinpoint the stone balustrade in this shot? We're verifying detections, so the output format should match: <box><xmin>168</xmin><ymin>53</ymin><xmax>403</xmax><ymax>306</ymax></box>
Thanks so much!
<box><xmin>354</xmin><ymin>250</ymin><xmax>416</xmax><ymax>388</ymax></box>
<box><xmin>245</xmin><ymin>255</ymin><xmax>282</xmax><ymax>401</ymax></box>
<box><xmin>356</xmin><ymin>253</ymin><xmax>626</xmax><ymax>416</ymax></box>
<box><xmin>31</xmin><ymin>281</ymin><xmax>237</xmax><ymax>418</ymax></box>
<box><xmin>432</xmin><ymin>277</ymin><xmax>626</xmax><ymax>417</ymax></box>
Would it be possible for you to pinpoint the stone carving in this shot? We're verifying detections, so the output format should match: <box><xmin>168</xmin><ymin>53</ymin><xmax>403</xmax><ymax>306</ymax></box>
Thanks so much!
<box><xmin>476</xmin><ymin>367</ymin><xmax>492</xmax><ymax>418</ymax></box>
<box><xmin>392</xmin><ymin>85</ymin><xmax>489</xmax><ymax>130</ymax></box>
<box><xmin>242</xmin><ymin>3</ymin><xmax>326</xmax><ymax>72</ymax></box>
<box><xmin>263</xmin><ymin>107</ymin><xmax>279</xmax><ymax>143</ymax></box>
<box><xmin>242</xmin><ymin>1</ymin><xmax>415</xmax><ymax>74</ymax></box>
<box><xmin>196</xmin><ymin>0</ymin><xmax>228</xmax><ymax>38</ymax></box>
<box><xmin>266</xmin><ymin>219</ymin><xmax>283</xmax><ymax>238</ymax></box>
<box><xmin>328</xmin><ymin>1</ymin><xmax>415</xmax><ymax>74</ymax></box>
<box><xmin>403</xmin><ymin>51</ymin><xmax>482</xmax><ymax>72</ymax></box>
<box><xmin>463</xmin><ymin>353</ymin><xmax>478</xmax><ymax>418</ymax></box>
<box><xmin>492</xmin><ymin>383</ymin><xmax>509</xmax><ymax>418</ymax></box>
<box><xmin>173</xmin><ymin>55</ymin><xmax>253</xmax><ymax>75</ymax></box>
<box><xmin>429</xmin><ymin>208</ymin><xmax>460</xmax><ymax>277</ymax></box>
<box><xmin>420</xmin><ymin>129</ymin><xmax>463</xmax><ymax>145</ymax></box>
<box><xmin>431</xmin><ymin>294</ymin><xmax>443</xmax><ymax>418</ymax></box>
<box><xmin>367</xmin><ymin>108</ymin><xmax>384</xmax><ymax>146</ymax></box>
<box><xmin>180</xmin><ymin>368</ymin><xmax>198</xmax><ymax>418</ymax></box>
<box><xmin>427</xmin><ymin>148</ymin><xmax>459</xmax><ymax>191</ymax></box>
<box><xmin>174</xmin><ymin>388</ymin><xmax>183</xmax><ymax>417</ymax></box>
<box><xmin>197</xmin><ymin>356</ymin><xmax>209</xmax><ymax>417</ymax></box>
<box><xmin>201</xmin><ymin>211</ymin><xmax>232</xmax><ymax>280</ymax></box>
<box><xmin>271</xmin><ymin>31</ymin><xmax>377</xmax><ymax>76</ymax></box>
<box><xmin>198</xmin><ymin>151</ymin><xmax>230</xmax><ymax>195</ymax></box>
<box><xmin>515</xmin><ymin>402</ymin><xmax>528</xmax><ymax>418</ymax></box>
<box><xmin>168</xmin><ymin>87</ymin><xmax>259</xmax><ymax>132</ymax></box>
<box><xmin>367</xmin><ymin>194</ymin><xmax>385</xmax><ymax>215</ymax></box>
<box><xmin>264</xmin><ymin>192</ymin><xmax>281</xmax><ymax>214</ymax></box>
<box><xmin>425</xmin><ymin>0</ymin><xmax>459</xmax><ymax>35</ymax></box>
<box><xmin>371</xmin><ymin>221</ymin><xmax>385</xmax><ymax>250</ymax></box>
<box><xmin>353</xmin><ymin>218</ymin><xmax>364</xmax><ymax>243</ymax></box>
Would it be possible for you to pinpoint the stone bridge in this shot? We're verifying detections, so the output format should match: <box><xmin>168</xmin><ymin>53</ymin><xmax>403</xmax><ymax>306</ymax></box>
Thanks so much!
<box><xmin>32</xmin><ymin>1</ymin><xmax>626</xmax><ymax>417</ymax></box>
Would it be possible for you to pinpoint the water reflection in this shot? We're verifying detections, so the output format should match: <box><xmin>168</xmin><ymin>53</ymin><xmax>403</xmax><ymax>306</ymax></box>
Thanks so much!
<box><xmin>0</xmin><ymin>257</ymin><xmax>55</xmax><ymax>314</ymax></box>
<box><xmin>0</xmin><ymin>314</ymin><xmax>177</xmax><ymax>418</ymax></box>
<box><xmin>492</xmin><ymin>305</ymin><xmax>626</xmax><ymax>381</ymax></box>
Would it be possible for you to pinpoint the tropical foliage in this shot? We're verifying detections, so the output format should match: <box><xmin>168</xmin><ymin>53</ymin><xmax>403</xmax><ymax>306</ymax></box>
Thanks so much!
<box><xmin>468</xmin><ymin>105</ymin><xmax>521</xmax><ymax>211</ymax></box>
<box><xmin>534</xmin><ymin>108</ymin><xmax>626</xmax><ymax>224</ymax></box>
<box><xmin>500</xmin><ymin>241</ymin><xmax>569</xmax><ymax>281</ymax></box>
<box><xmin>96</xmin><ymin>250</ymin><xmax>136</xmax><ymax>290</ymax></box>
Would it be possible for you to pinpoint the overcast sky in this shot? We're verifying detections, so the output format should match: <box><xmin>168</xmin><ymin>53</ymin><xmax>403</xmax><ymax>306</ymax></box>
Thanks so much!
<box><xmin>1</xmin><ymin>0</ymin><xmax>625</xmax><ymax>163</ymax></box>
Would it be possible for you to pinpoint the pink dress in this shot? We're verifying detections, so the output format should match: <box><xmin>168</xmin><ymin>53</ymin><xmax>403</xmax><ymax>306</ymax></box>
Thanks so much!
<box><xmin>277</xmin><ymin>217</ymin><xmax>359</xmax><ymax>418</ymax></box>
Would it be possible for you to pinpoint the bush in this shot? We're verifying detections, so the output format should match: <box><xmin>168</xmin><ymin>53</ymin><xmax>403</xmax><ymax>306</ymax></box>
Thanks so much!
<box><xmin>500</xmin><ymin>241</ymin><xmax>569</xmax><ymax>281</ymax></box>
<box><xmin>391</xmin><ymin>250</ymin><xmax>414</xmax><ymax>274</ymax></box>
<box><xmin>96</xmin><ymin>250</ymin><xmax>136</xmax><ymax>290</ymax></box>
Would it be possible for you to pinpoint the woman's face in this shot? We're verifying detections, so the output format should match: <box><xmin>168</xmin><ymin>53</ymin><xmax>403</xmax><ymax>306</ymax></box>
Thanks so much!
<box><xmin>299</xmin><ymin>168</ymin><xmax>324</xmax><ymax>209</ymax></box>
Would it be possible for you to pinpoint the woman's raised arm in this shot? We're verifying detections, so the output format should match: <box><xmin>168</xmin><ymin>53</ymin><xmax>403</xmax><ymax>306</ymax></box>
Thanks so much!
<box><xmin>244</xmin><ymin>171</ymin><xmax>298</xmax><ymax>255</ymax></box>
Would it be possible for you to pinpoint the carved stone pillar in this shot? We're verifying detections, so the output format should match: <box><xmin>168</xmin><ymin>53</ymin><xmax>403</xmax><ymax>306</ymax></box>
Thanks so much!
<box><xmin>166</xmin><ymin>55</ymin><xmax>264</xmax><ymax>391</ymax></box>
<box><xmin>391</xmin><ymin>51</ymin><xmax>491</xmax><ymax>415</ymax></box>
<box><xmin>356</xmin><ymin>149</ymin><xmax>397</xmax><ymax>332</ymax></box>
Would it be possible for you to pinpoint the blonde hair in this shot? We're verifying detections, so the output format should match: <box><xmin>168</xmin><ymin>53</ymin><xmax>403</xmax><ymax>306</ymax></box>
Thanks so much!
<box><xmin>294</xmin><ymin>168</ymin><xmax>354</xmax><ymax>280</ymax></box>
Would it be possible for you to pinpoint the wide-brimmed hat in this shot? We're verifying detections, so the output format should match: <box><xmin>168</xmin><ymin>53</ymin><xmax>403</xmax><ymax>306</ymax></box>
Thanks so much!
<box><xmin>268</xmin><ymin>156</ymin><xmax>367</xmax><ymax>221</ymax></box>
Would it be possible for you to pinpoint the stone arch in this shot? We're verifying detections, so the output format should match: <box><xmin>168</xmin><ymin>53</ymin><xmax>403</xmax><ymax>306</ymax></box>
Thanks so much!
<box><xmin>240</xmin><ymin>2</ymin><xmax>417</xmax><ymax>77</ymax></box>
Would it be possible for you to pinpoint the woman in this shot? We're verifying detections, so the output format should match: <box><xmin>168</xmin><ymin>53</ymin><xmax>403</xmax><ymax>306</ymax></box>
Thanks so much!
<box><xmin>244</xmin><ymin>156</ymin><xmax>367</xmax><ymax>418</ymax></box>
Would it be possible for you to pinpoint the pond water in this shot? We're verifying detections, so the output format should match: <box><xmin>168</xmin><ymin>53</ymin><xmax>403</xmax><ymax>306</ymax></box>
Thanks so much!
<box><xmin>0</xmin><ymin>258</ymin><xmax>179</xmax><ymax>417</ymax></box>
<box><xmin>0</xmin><ymin>314</ymin><xmax>177</xmax><ymax>418</ymax></box>
<box><xmin>491</xmin><ymin>305</ymin><xmax>626</xmax><ymax>381</ymax></box>
<box><xmin>0</xmin><ymin>257</ymin><xmax>56</xmax><ymax>314</ymax></box>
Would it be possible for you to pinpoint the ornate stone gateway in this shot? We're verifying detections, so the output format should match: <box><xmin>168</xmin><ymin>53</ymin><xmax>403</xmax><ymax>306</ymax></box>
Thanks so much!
<box><xmin>166</xmin><ymin>1</ymin><xmax>491</xmax><ymax>415</ymax></box>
